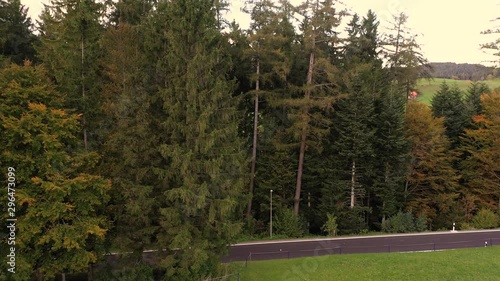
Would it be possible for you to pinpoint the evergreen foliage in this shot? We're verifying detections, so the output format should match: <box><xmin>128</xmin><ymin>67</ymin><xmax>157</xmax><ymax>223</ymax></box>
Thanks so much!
<box><xmin>37</xmin><ymin>0</ymin><xmax>105</xmax><ymax>150</ymax></box>
<box><xmin>372</xmin><ymin>86</ymin><xmax>409</xmax><ymax>223</ymax></box>
<box><xmin>273</xmin><ymin>208</ymin><xmax>305</xmax><ymax>237</ymax></box>
<box><xmin>381</xmin><ymin>211</ymin><xmax>427</xmax><ymax>233</ymax></box>
<box><xmin>0</xmin><ymin>0</ymin><xmax>37</xmax><ymax>64</ymax></box>
<box><xmin>99</xmin><ymin>5</ymin><xmax>158</xmax><ymax>263</ymax></box>
<box><xmin>431</xmin><ymin>82</ymin><xmax>468</xmax><ymax>147</ymax></box>
<box><xmin>4</xmin><ymin>2</ymin><xmax>500</xmax><ymax>278</ymax></box>
<box><xmin>151</xmin><ymin>1</ymin><xmax>246</xmax><ymax>279</ymax></box>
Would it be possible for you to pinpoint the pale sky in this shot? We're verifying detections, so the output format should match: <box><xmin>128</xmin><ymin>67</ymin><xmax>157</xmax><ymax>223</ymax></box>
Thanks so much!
<box><xmin>21</xmin><ymin>0</ymin><xmax>500</xmax><ymax>65</ymax></box>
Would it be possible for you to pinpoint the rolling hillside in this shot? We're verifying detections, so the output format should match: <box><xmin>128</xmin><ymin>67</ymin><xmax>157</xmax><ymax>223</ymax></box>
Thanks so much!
<box><xmin>415</xmin><ymin>78</ymin><xmax>500</xmax><ymax>105</ymax></box>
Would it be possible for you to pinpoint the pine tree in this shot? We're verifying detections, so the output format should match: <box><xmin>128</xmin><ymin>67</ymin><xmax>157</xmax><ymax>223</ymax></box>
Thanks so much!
<box><xmin>152</xmin><ymin>1</ymin><xmax>246</xmax><ymax>279</ymax></box>
<box><xmin>333</xmin><ymin>10</ymin><xmax>383</xmax><ymax>210</ymax></box>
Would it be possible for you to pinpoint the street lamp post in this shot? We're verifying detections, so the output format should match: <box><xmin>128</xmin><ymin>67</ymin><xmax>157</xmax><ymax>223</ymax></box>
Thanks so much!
<box><xmin>270</xmin><ymin>189</ymin><xmax>273</xmax><ymax>238</ymax></box>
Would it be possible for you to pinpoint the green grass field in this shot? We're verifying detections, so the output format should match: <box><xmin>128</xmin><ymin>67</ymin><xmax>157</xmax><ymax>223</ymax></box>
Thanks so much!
<box><xmin>416</xmin><ymin>78</ymin><xmax>500</xmax><ymax>105</ymax></box>
<box><xmin>231</xmin><ymin>246</ymin><xmax>500</xmax><ymax>281</ymax></box>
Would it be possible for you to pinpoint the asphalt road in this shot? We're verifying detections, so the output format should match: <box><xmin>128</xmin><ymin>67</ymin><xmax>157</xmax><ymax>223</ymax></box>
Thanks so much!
<box><xmin>222</xmin><ymin>230</ymin><xmax>500</xmax><ymax>262</ymax></box>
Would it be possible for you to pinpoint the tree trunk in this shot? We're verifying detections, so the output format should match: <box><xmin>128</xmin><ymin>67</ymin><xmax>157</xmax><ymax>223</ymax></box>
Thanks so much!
<box><xmin>294</xmin><ymin>128</ymin><xmax>307</xmax><ymax>215</ymax></box>
<box><xmin>294</xmin><ymin>50</ymin><xmax>314</xmax><ymax>215</ymax></box>
<box><xmin>247</xmin><ymin>60</ymin><xmax>260</xmax><ymax>220</ymax></box>
<box><xmin>35</xmin><ymin>269</ymin><xmax>43</xmax><ymax>281</ymax></box>
<box><xmin>88</xmin><ymin>264</ymin><xmax>93</xmax><ymax>281</ymax></box>
<box><xmin>81</xmin><ymin>37</ymin><xmax>88</xmax><ymax>151</ymax></box>
<box><xmin>350</xmin><ymin>160</ymin><xmax>356</xmax><ymax>208</ymax></box>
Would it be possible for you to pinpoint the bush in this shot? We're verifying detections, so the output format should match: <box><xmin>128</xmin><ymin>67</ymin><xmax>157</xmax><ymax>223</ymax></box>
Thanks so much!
<box><xmin>273</xmin><ymin>208</ymin><xmax>305</xmax><ymax>238</ymax></box>
<box><xmin>460</xmin><ymin>222</ymin><xmax>475</xmax><ymax>230</ymax></box>
<box><xmin>321</xmin><ymin>213</ymin><xmax>338</xmax><ymax>236</ymax></box>
<box><xmin>382</xmin><ymin>211</ymin><xmax>427</xmax><ymax>233</ymax></box>
<box><xmin>471</xmin><ymin>209</ymin><xmax>499</xmax><ymax>229</ymax></box>
<box><xmin>415</xmin><ymin>215</ymin><xmax>428</xmax><ymax>232</ymax></box>
<box><xmin>337</xmin><ymin>207</ymin><xmax>369</xmax><ymax>235</ymax></box>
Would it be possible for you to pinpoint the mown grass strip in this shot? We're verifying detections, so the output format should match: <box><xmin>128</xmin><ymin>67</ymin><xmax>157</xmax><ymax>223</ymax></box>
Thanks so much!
<box><xmin>232</xmin><ymin>246</ymin><xmax>500</xmax><ymax>281</ymax></box>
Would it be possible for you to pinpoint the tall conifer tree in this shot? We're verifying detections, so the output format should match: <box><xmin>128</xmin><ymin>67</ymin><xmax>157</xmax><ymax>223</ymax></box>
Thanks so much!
<box><xmin>287</xmin><ymin>0</ymin><xmax>343</xmax><ymax>215</ymax></box>
<box><xmin>99</xmin><ymin>0</ymin><xmax>158</xmax><ymax>263</ymax></box>
<box><xmin>153</xmin><ymin>1</ymin><xmax>245</xmax><ymax>279</ymax></box>
<box><xmin>37</xmin><ymin>0</ymin><xmax>104</xmax><ymax>150</ymax></box>
<box><xmin>431</xmin><ymin>82</ymin><xmax>468</xmax><ymax>147</ymax></box>
<box><xmin>243</xmin><ymin>0</ymin><xmax>292</xmax><ymax>220</ymax></box>
<box><xmin>0</xmin><ymin>0</ymin><xmax>37</xmax><ymax>64</ymax></box>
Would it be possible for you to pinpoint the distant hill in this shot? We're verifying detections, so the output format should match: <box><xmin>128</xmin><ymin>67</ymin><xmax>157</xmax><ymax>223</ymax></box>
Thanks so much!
<box><xmin>427</xmin><ymin>62</ymin><xmax>494</xmax><ymax>81</ymax></box>
<box><xmin>416</xmin><ymin>78</ymin><xmax>500</xmax><ymax>105</ymax></box>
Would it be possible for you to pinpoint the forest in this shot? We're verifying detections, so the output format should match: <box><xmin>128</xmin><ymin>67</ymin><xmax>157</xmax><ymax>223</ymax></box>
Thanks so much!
<box><xmin>427</xmin><ymin>62</ymin><xmax>495</xmax><ymax>81</ymax></box>
<box><xmin>1</xmin><ymin>0</ymin><xmax>499</xmax><ymax>280</ymax></box>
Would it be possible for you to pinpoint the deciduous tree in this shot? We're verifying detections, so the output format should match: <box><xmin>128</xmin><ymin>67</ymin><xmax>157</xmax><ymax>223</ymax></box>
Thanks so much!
<box><xmin>461</xmin><ymin>92</ymin><xmax>500</xmax><ymax>215</ymax></box>
<box><xmin>405</xmin><ymin>101</ymin><xmax>460</xmax><ymax>228</ymax></box>
<box><xmin>0</xmin><ymin>63</ymin><xmax>110</xmax><ymax>281</ymax></box>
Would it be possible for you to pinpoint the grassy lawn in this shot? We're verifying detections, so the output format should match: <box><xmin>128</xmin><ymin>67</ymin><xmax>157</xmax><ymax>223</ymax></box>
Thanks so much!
<box><xmin>416</xmin><ymin>78</ymin><xmax>500</xmax><ymax>105</ymax></box>
<box><xmin>232</xmin><ymin>246</ymin><xmax>500</xmax><ymax>281</ymax></box>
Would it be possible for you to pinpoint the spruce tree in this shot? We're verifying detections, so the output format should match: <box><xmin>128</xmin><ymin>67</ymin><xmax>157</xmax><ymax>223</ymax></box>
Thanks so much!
<box><xmin>99</xmin><ymin>0</ymin><xmax>159</xmax><ymax>264</ymax></box>
<box><xmin>372</xmin><ymin>85</ymin><xmax>409</xmax><ymax>223</ymax></box>
<box><xmin>37</xmin><ymin>0</ymin><xmax>104</xmax><ymax>151</ymax></box>
<box><xmin>464</xmin><ymin>81</ymin><xmax>490</xmax><ymax>122</ymax></box>
<box><xmin>153</xmin><ymin>1</ymin><xmax>245</xmax><ymax>279</ymax></box>
<box><xmin>333</xmin><ymin>10</ymin><xmax>382</xmax><ymax>210</ymax></box>
<box><xmin>431</xmin><ymin>82</ymin><xmax>468</xmax><ymax>147</ymax></box>
<box><xmin>0</xmin><ymin>0</ymin><xmax>37</xmax><ymax>65</ymax></box>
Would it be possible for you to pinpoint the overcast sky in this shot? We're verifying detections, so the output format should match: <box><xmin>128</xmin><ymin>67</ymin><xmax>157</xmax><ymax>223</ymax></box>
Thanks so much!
<box><xmin>21</xmin><ymin>0</ymin><xmax>500</xmax><ymax>65</ymax></box>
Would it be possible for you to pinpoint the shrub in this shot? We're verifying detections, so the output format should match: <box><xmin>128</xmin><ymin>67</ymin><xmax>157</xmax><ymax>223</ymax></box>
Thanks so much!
<box><xmin>415</xmin><ymin>215</ymin><xmax>428</xmax><ymax>232</ymax></box>
<box><xmin>321</xmin><ymin>213</ymin><xmax>338</xmax><ymax>236</ymax></box>
<box><xmin>460</xmin><ymin>222</ymin><xmax>475</xmax><ymax>230</ymax></box>
<box><xmin>382</xmin><ymin>211</ymin><xmax>427</xmax><ymax>233</ymax></box>
<box><xmin>471</xmin><ymin>209</ymin><xmax>499</xmax><ymax>229</ymax></box>
<box><xmin>273</xmin><ymin>208</ymin><xmax>305</xmax><ymax>238</ymax></box>
<box><xmin>337</xmin><ymin>207</ymin><xmax>369</xmax><ymax>235</ymax></box>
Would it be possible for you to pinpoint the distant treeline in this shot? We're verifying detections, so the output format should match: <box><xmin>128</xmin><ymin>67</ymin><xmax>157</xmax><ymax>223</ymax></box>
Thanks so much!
<box><xmin>428</xmin><ymin>62</ymin><xmax>497</xmax><ymax>80</ymax></box>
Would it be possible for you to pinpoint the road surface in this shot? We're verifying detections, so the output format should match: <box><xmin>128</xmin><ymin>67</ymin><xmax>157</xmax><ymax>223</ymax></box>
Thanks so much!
<box><xmin>222</xmin><ymin>229</ymin><xmax>500</xmax><ymax>262</ymax></box>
